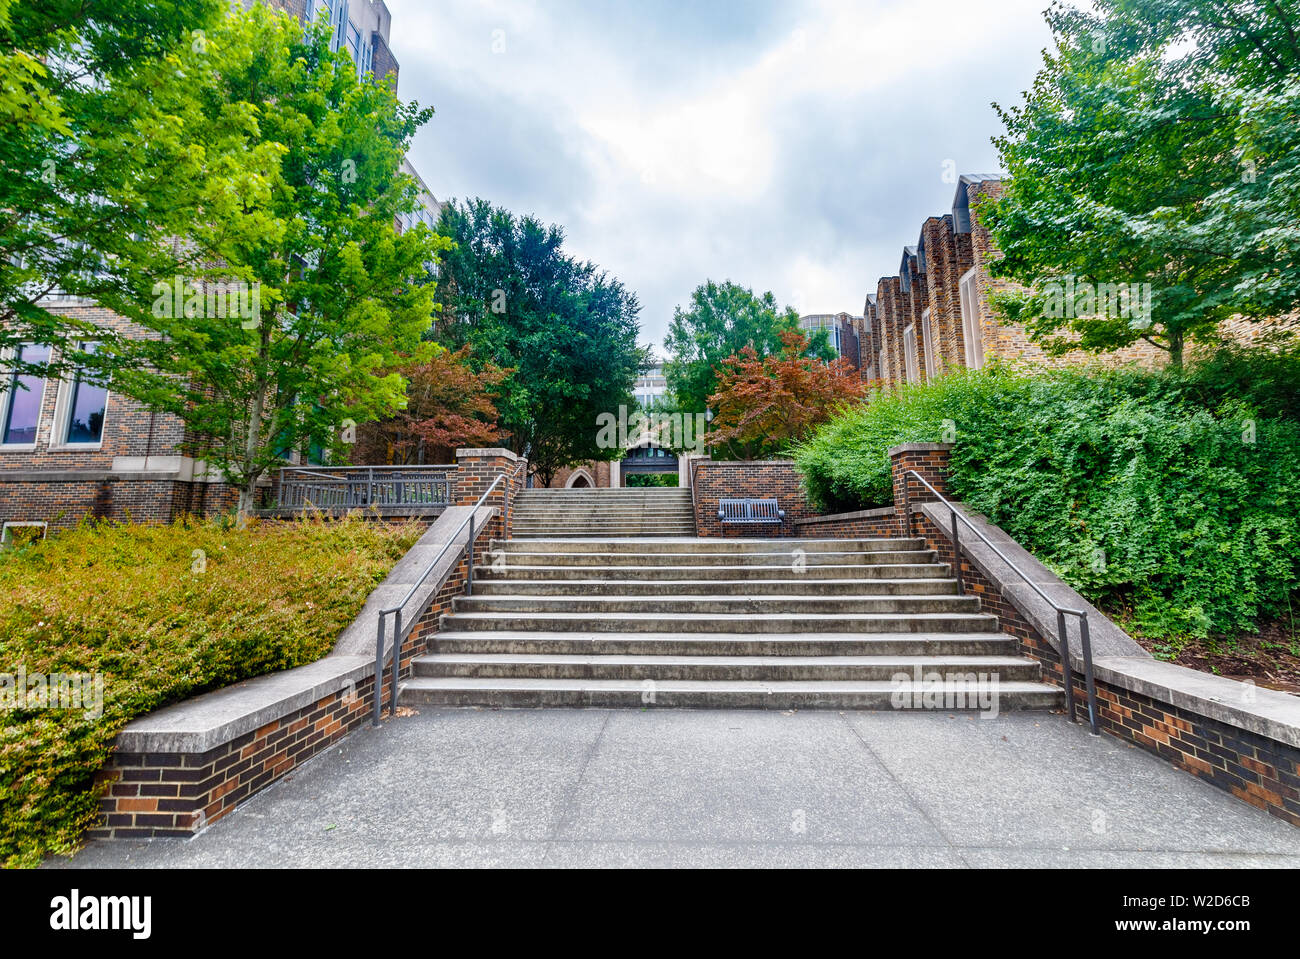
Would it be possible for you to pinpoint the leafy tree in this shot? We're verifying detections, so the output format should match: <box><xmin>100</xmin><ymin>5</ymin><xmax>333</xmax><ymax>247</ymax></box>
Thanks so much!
<box><xmin>103</xmin><ymin>5</ymin><xmax>449</xmax><ymax>515</ymax></box>
<box><xmin>987</xmin><ymin>0</ymin><xmax>1300</xmax><ymax>367</ymax></box>
<box><xmin>431</xmin><ymin>198</ymin><xmax>646</xmax><ymax>487</ymax></box>
<box><xmin>707</xmin><ymin>329</ymin><xmax>866</xmax><ymax>459</ymax></box>
<box><xmin>664</xmin><ymin>280</ymin><xmax>832</xmax><ymax>417</ymax></box>
<box><xmin>0</xmin><ymin>0</ymin><xmax>230</xmax><ymax>374</ymax></box>
<box><xmin>793</xmin><ymin>357</ymin><xmax>1300</xmax><ymax>647</ymax></box>
<box><xmin>352</xmin><ymin>345</ymin><xmax>506</xmax><ymax>465</ymax></box>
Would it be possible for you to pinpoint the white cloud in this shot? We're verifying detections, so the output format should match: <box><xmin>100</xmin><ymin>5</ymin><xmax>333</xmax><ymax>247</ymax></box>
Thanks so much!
<box><xmin>384</xmin><ymin>0</ymin><xmax>1054</xmax><ymax>353</ymax></box>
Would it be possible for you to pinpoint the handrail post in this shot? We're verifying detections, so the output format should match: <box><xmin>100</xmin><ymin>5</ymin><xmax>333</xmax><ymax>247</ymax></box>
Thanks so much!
<box><xmin>1057</xmin><ymin>609</ymin><xmax>1077</xmax><ymax>724</ymax></box>
<box><xmin>467</xmin><ymin>512</ymin><xmax>475</xmax><ymax>597</ymax></box>
<box><xmin>373</xmin><ymin>615</ymin><xmax>386</xmax><ymax>727</ymax></box>
<box><xmin>1079</xmin><ymin>613</ymin><xmax>1100</xmax><ymax>735</ymax></box>
<box><xmin>907</xmin><ymin>467</ymin><xmax>1099</xmax><ymax>733</ymax></box>
<box><xmin>390</xmin><ymin>609</ymin><xmax>402</xmax><ymax>718</ymax></box>
<box><xmin>900</xmin><ymin>470</ymin><xmax>913</xmax><ymax>537</ymax></box>
<box><xmin>950</xmin><ymin>508</ymin><xmax>964</xmax><ymax>596</ymax></box>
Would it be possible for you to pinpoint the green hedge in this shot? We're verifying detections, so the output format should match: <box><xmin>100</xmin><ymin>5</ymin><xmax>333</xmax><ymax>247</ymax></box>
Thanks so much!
<box><xmin>793</xmin><ymin>350</ymin><xmax>1300</xmax><ymax>649</ymax></box>
<box><xmin>0</xmin><ymin>515</ymin><xmax>422</xmax><ymax>868</ymax></box>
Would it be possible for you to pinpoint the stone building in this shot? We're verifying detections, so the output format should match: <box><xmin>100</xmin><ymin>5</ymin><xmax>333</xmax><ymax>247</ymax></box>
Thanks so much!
<box><xmin>863</xmin><ymin>174</ymin><xmax>1172</xmax><ymax>390</ymax></box>
<box><xmin>0</xmin><ymin>0</ymin><xmax>439</xmax><ymax>534</ymax></box>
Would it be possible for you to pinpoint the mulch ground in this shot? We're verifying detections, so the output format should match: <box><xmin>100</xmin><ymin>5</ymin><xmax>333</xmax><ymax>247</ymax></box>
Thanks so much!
<box><xmin>1131</xmin><ymin>618</ymin><xmax>1300</xmax><ymax>694</ymax></box>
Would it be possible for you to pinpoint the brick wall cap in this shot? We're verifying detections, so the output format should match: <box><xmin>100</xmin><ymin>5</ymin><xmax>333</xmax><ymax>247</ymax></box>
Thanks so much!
<box><xmin>0</xmin><ymin>470</ymin><xmax>184</xmax><ymax>482</ymax></box>
<box><xmin>117</xmin><ymin>654</ymin><xmax>374</xmax><ymax>753</ymax></box>
<box><xmin>455</xmin><ymin>447</ymin><xmax>518</xmax><ymax>462</ymax></box>
<box><xmin>1093</xmin><ymin>656</ymin><xmax>1300</xmax><ymax>750</ymax></box>
<box><xmin>887</xmin><ymin>443</ymin><xmax>955</xmax><ymax>456</ymax></box>
<box><xmin>693</xmin><ymin>458</ymin><xmax>799</xmax><ymax>467</ymax></box>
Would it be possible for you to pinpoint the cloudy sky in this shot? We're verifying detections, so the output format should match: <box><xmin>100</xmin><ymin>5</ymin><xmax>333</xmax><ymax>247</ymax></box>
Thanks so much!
<box><xmin>385</xmin><ymin>0</ymin><xmax>1057</xmax><ymax>355</ymax></box>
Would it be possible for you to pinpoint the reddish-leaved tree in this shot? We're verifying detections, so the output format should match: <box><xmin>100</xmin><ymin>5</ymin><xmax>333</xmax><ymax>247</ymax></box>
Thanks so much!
<box><xmin>706</xmin><ymin>329</ymin><xmax>867</xmax><ymax>459</ymax></box>
<box><xmin>353</xmin><ymin>346</ymin><xmax>508</xmax><ymax>464</ymax></box>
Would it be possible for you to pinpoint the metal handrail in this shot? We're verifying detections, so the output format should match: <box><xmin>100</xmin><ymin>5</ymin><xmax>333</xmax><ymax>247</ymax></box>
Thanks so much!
<box><xmin>903</xmin><ymin>469</ymin><xmax>1099</xmax><ymax>734</ymax></box>
<box><xmin>370</xmin><ymin>473</ymin><xmax>506</xmax><ymax>726</ymax></box>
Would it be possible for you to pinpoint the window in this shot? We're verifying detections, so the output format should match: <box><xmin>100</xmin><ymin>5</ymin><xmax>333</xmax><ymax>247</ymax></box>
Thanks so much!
<box><xmin>877</xmin><ymin>322</ymin><xmax>889</xmax><ymax>382</ymax></box>
<box><xmin>959</xmin><ymin>268</ymin><xmax>985</xmax><ymax>370</ymax></box>
<box><xmin>921</xmin><ymin>309</ymin><xmax>936</xmax><ymax>382</ymax></box>
<box><xmin>320</xmin><ymin>0</ymin><xmax>349</xmax><ymax>52</ymax></box>
<box><xmin>903</xmin><ymin>325</ymin><xmax>920</xmax><ymax>384</ymax></box>
<box><xmin>2</xmin><ymin>521</ymin><xmax>47</xmax><ymax>547</ymax></box>
<box><xmin>56</xmin><ymin>343</ymin><xmax>108</xmax><ymax>446</ymax></box>
<box><xmin>2</xmin><ymin>343</ymin><xmax>50</xmax><ymax>446</ymax></box>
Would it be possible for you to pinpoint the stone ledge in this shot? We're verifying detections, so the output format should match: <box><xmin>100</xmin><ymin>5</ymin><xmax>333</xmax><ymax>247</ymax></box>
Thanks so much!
<box><xmin>115</xmin><ymin>503</ymin><xmax>496</xmax><ymax>755</ymax></box>
<box><xmin>1092</xmin><ymin>656</ymin><xmax>1300</xmax><ymax>750</ymax></box>
<box><xmin>0</xmin><ymin>470</ymin><xmax>188</xmax><ymax>482</ymax></box>
<box><xmin>914</xmin><ymin>499</ymin><xmax>1300</xmax><ymax>750</ymax></box>
<box><xmin>887</xmin><ymin>442</ymin><xmax>954</xmax><ymax>456</ymax></box>
<box><xmin>693</xmin><ymin>459</ymin><xmax>798</xmax><ymax>467</ymax></box>
<box><xmin>455</xmin><ymin>447</ymin><xmax>518</xmax><ymax>462</ymax></box>
<box><xmin>116</xmin><ymin>655</ymin><xmax>374</xmax><ymax>754</ymax></box>
<box><xmin>256</xmin><ymin>505</ymin><xmax>448</xmax><ymax>519</ymax></box>
<box><xmin>794</xmin><ymin>506</ymin><xmax>894</xmax><ymax>525</ymax></box>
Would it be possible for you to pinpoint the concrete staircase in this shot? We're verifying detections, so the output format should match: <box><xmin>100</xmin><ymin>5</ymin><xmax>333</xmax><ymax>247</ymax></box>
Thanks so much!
<box><xmin>510</xmin><ymin>488</ymin><xmax>695</xmax><ymax>537</ymax></box>
<box><xmin>400</xmin><ymin>536</ymin><xmax>1063</xmax><ymax>711</ymax></box>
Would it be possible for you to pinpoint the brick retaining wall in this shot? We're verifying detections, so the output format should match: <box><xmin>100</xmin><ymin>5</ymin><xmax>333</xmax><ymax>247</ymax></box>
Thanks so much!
<box><xmin>690</xmin><ymin>459</ymin><xmax>815</xmax><ymax>537</ymax></box>
<box><xmin>892</xmin><ymin>445</ymin><xmax>1300</xmax><ymax>828</ymax></box>
<box><xmin>91</xmin><ymin>449</ymin><xmax>524</xmax><ymax>839</ymax></box>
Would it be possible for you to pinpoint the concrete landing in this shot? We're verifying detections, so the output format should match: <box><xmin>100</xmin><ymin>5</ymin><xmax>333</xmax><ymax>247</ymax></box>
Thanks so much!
<box><xmin>50</xmin><ymin>710</ymin><xmax>1300</xmax><ymax>869</ymax></box>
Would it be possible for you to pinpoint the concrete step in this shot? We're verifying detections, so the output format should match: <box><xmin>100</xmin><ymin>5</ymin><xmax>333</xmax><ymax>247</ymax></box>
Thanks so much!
<box><xmin>429</xmin><ymin>630</ymin><xmax>1018</xmax><ymax>656</ymax></box>
<box><xmin>511</xmin><ymin>521</ymin><xmax>696</xmax><ymax>528</ymax></box>
<box><xmin>439</xmin><ymin>610</ymin><xmax>1000</xmax><ymax>633</ymax></box>
<box><xmin>495</xmin><ymin>537</ymin><xmax>925</xmax><ymax>554</ymax></box>
<box><xmin>485</xmin><ymin>549</ymin><xmax>938</xmax><ymax>567</ymax></box>
<box><xmin>510</xmin><ymin>515</ymin><xmax>695</xmax><ymax>523</ymax></box>
<box><xmin>398</xmin><ymin>676</ymin><xmax>1062</xmax><ymax>710</ymax></box>
<box><xmin>514</xmin><ymin>501</ymin><xmax>694</xmax><ymax>508</ymax></box>
<box><xmin>517</xmin><ymin>491</ymin><xmax>691</xmax><ymax>497</ymax></box>
<box><xmin>469</xmin><ymin>578</ymin><xmax>960</xmax><ymax>596</ymax></box>
<box><xmin>477</xmin><ymin>562</ymin><xmax>952</xmax><ymax>581</ymax></box>
<box><xmin>452</xmin><ymin>594</ymin><xmax>982</xmax><ymax>615</ymax></box>
<box><xmin>511</xmin><ymin>510</ymin><xmax>696</xmax><ymax>519</ymax></box>
<box><xmin>511</xmin><ymin>532</ymin><xmax>698</xmax><ymax>539</ymax></box>
<box><xmin>411</xmin><ymin>652</ymin><xmax>1043</xmax><ymax>682</ymax></box>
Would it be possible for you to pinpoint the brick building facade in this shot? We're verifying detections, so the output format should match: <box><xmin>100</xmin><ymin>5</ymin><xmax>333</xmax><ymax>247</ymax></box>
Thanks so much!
<box><xmin>1</xmin><ymin>1</ymin><xmax>439</xmax><ymax>533</ymax></box>
<box><xmin>860</xmin><ymin>173</ymin><xmax>1297</xmax><ymax>390</ymax></box>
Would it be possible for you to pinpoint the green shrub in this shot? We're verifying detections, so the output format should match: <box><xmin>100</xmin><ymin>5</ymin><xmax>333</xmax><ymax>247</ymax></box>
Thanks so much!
<box><xmin>0</xmin><ymin>515</ymin><xmax>422</xmax><ymax>868</ymax></box>
<box><xmin>793</xmin><ymin>354</ymin><xmax>1300</xmax><ymax>648</ymax></box>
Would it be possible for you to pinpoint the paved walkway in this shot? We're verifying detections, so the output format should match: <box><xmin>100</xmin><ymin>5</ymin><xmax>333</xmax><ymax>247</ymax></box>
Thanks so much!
<box><xmin>53</xmin><ymin>709</ymin><xmax>1300</xmax><ymax>868</ymax></box>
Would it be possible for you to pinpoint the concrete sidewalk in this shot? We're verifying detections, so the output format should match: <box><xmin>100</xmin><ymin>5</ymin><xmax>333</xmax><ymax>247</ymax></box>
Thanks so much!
<box><xmin>52</xmin><ymin>709</ymin><xmax>1300</xmax><ymax>868</ymax></box>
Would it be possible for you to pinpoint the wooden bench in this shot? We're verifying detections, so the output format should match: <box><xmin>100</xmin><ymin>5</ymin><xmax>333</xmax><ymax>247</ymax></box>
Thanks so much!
<box><xmin>718</xmin><ymin>498</ymin><xmax>785</xmax><ymax>525</ymax></box>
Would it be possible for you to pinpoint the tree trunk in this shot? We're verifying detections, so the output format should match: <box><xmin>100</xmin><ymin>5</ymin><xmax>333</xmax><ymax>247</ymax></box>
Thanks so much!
<box><xmin>1168</xmin><ymin>330</ymin><xmax>1184</xmax><ymax>369</ymax></box>
<box><xmin>237</xmin><ymin>474</ymin><xmax>260</xmax><ymax>521</ymax></box>
<box><xmin>237</xmin><ymin>334</ymin><xmax>270</xmax><ymax>524</ymax></box>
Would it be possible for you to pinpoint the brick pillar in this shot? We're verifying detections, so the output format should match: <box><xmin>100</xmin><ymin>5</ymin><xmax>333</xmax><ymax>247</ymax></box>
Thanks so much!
<box><xmin>455</xmin><ymin>447</ymin><xmax>526</xmax><ymax>539</ymax></box>
<box><xmin>889</xmin><ymin>443</ymin><xmax>953</xmax><ymax>536</ymax></box>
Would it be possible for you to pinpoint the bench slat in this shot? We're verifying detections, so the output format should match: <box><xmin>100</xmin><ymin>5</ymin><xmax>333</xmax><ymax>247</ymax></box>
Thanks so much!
<box><xmin>718</xmin><ymin>497</ymin><xmax>786</xmax><ymax>524</ymax></box>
